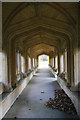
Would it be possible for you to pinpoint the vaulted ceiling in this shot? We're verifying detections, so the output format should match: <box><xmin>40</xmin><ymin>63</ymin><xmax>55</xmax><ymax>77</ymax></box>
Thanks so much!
<box><xmin>2</xmin><ymin>2</ymin><xmax>78</xmax><ymax>58</ymax></box>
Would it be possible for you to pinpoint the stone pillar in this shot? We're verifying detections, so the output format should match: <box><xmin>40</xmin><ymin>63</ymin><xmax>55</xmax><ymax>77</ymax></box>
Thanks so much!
<box><xmin>33</xmin><ymin>58</ymin><xmax>35</xmax><ymax>68</ymax></box>
<box><xmin>35</xmin><ymin>58</ymin><xmax>37</xmax><ymax>67</ymax></box>
<box><xmin>55</xmin><ymin>56</ymin><xmax>58</xmax><ymax>69</ymax></box>
<box><xmin>37</xmin><ymin>58</ymin><xmax>38</xmax><ymax>67</ymax></box>
<box><xmin>78</xmin><ymin>2</ymin><xmax>80</xmax><ymax>86</ymax></box>
<box><xmin>29</xmin><ymin>56</ymin><xmax>31</xmax><ymax>70</ymax></box>
<box><xmin>50</xmin><ymin>58</ymin><xmax>52</xmax><ymax>66</ymax></box>
<box><xmin>11</xmin><ymin>40</ymin><xmax>17</xmax><ymax>87</ymax></box>
<box><xmin>67</xmin><ymin>41</ymin><xmax>74</xmax><ymax>87</ymax></box>
<box><xmin>34</xmin><ymin>58</ymin><xmax>35</xmax><ymax>68</ymax></box>
<box><xmin>7</xmin><ymin>40</ymin><xmax>13</xmax><ymax>91</ymax></box>
<box><xmin>64</xmin><ymin>51</ymin><xmax>67</xmax><ymax>79</ymax></box>
<box><xmin>17</xmin><ymin>52</ymin><xmax>20</xmax><ymax>73</ymax></box>
<box><xmin>52</xmin><ymin>57</ymin><xmax>54</xmax><ymax>67</ymax></box>
<box><xmin>58</xmin><ymin>54</ymin><xmax>60</xmax><ymax>74</ymax></box>
<box><xmin>54</xmin><ymin>56</ymin><xmax>55</xmax><ymax>68</ymax></box>
<box><xmin>49</xmin><ymin>57</ymin><xmax>51</xmax><ymax>66</ymax></box>
<box><xmin>19</xmin><ymin>53</ymin><xmax>21</xmax><ymax>73</ymax></box>
<box><xmin>25</xmin><ymin>56</ymin><xmax>28</xmax><ymax>73</ymax></box>
<box><xmin>70</xmin><ymin>44</ymin><xmax>74</xmax><ymax>87</ymax></box>
<box><xmin>51</xmin><ymin>58</ymin><xmax>53</xmax><ymax>67</ymax></box>
<box><xmin>67</xmin><ymin>43</ymin><xmax>71</xmax><ymax>84</ymax></box>
<box><xmin>16</xmin><ymin>52</ymin><xmax>18</xmax><ymax>74</ymax></box>
<box><xmin>63</xmin><ymin>53</ymin><xmax>65</xmax><ymax>72</ymax></box>
<box><xmin>31</xmin><ymin>57</ymin><xmax>33</xmax><ymax>70</ymax></box>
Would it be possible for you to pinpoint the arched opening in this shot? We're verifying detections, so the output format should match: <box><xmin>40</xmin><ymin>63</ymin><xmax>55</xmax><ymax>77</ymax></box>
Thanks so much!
<box><xmin>38</xmin><ymin>54</ymin><xmax>49</xmax><ymax>68</ymax></box>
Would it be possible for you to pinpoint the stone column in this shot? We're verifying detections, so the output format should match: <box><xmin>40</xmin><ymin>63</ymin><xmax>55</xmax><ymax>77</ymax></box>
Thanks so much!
<box><xmin>49</xmin><ymin>57</ymin><xmax>51</xmax><ymax>66</ymax></box>
<box><xmin>34</xmin><ymin>58</ymin><xmax>35</xmax><ymax>68</ymax></box>
<box><xmin>70</xmin><ymin>44</ymin><xmax>74</xmax><ymax>87</ymax></box>
<box><xmin>64</xmin><ymin>51</ymin><xmax>67</xmax><ymax>79</ymax></box>
<box><xmin>55</xmin><ymin>56</ymin><xmax>58</xmax><ymax>69</ymax></box>
<box><xmin>67</xmin><ymin>43</ymin><xmax>71</xmax><ymax>84</ymax></box>
<box><xmin>51</xmin><ymin>58</ymin><xmax>53</xmax><ymax>67</ymax></box>
<box><xmin>16</xmin><ymin>52</ymin><xmax>18</xmax><ymax>74</ymax></box>
<box><xmin>25</xmin><ymin>56</ymin><xmax>28</xmax><ymax>73</ymax></box>
<box><xmin>11</xmin><ymin>40</ymin><xmax>17</xmax><ymax>87</ymax></box>
<box><xmin>17</xmin><ymin>52</ymin><xmax>20</xmax><ymax>73</ymax></box>
<box><xmin>34</xmin><ymin>58</ymin><xmax>37</xmax><ymax>68</ymax></box>
<box><xmin>33</xmin><ymin>58</ymin><xmax>35</xmax><ymax>68</ymax></box>
<box><xmin>52</xmin><ymin>57</ymin><xmax>54</xmax><ymax>67</ymax></box>
<box><xmin>35</xmin><ymin>59</ymin><xmax>37</xmax><ymax>67</ymax></box>
<box><xmin>78</xmin><ymin>3</ymin><xmax>80</xmax><ymax>86</ymax></box>
<box><xmin>58</xmin><ymin>54</ymin><xmax>60</xmax><ymax>74</ymax></box>
<box><xmin>19</xmin><ymin>53</ymin><xmax>21</xmax><ymax>73</ymax></box>
<box><xmin>7</xmin><ymin>40</ymin><xmax>13</xmax><ymax>91</ymax></box>
<box><xmin>63</xmin><ymin>53</ymin><xmax>65</xmax><ymax>72</ymax></box>
<box><xmin>29</xmin><ymin>57</ymin><xmax>31</xmax><ymax>70</ymax></box>
<box><xmin>50</xmin><ymin>58</ymin><xmax>52</xmax><ymax>66</ymax></box>
<box><xmin>17</xmin><ymin>52</ymin><xmax>21</xmax><ymax>73</ymax></box>
<box><xmin>54</xmin><ymin>56</ymin><xmax>55</xmax><ymax>68</ymax></box>
<box><xmin>31</xmin><ymin>57</ymin><xmax>33</xmax><ymax>70</ymax></box>
<box><xmin>36</xmin><ymin>58</ymin><xmax>38</xmax><ymax>67</ymax></box>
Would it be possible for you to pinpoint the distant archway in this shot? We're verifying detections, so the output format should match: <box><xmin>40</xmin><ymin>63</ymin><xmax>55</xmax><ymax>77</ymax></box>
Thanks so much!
<box><xmin>38</xmin><ymin>55</ymin><xmax>49</xmax><ymax>68</ymax></box>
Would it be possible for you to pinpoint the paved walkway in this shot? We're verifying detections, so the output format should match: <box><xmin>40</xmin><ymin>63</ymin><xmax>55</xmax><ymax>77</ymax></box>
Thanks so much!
<box><xmin>4</xmin><ymin>68</ymin><xmax>79</xmax><ymax>118</ymax></box>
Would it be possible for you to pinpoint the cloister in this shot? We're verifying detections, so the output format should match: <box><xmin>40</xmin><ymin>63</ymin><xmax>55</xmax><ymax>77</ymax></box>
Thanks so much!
<box><xmin>0</xmin><ymin>2</ymin><xmax>80</xmax><ymax>119</ymax></box>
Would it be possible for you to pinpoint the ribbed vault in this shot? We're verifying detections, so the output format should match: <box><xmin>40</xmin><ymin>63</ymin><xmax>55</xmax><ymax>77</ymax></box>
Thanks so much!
<box><xmin>2</xmin><ymin>2</ymin><xmax>77</xmax><ymax>62</ymax></box>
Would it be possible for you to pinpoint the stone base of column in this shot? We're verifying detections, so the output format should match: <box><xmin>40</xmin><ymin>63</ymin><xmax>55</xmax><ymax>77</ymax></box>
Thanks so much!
<box><xmin>12</xmin><ymin>82</ymin><xmax>18</xmax><ymax>89</ymax></box>
<box><xmin>66</xmin><ymin>81</ymin><xmax>71</xmax><ymax>89</ymax></box>
<box><xmin>8</xmin><ymin>87</ymin><xmax>13</xmax><ymax>92</ymax></box>
<box><xmin>4</xmin><ymin>85</ymin><xmax>13</xmax><ymax>93</ymax></box>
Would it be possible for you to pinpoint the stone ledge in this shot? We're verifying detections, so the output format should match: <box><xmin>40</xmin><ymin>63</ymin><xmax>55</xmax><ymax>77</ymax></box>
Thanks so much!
<box><xmin>50</xmin><ymin>67</ymin><xmax>80</xmax><ymax>118</ymax></box>
<box><xmin>0</xmin><ymin>68</ymin><xmax>37</xmax><ymax>120</ymax></box>
<box><xmin>57</xmin><ymin>76</ymin><xmax>80</xmax><ymax>118</ymax></box>
<box><xmin>49</xmin><ymin>67</ymin><xmax>57</xmax><ymax>78</ymax></box>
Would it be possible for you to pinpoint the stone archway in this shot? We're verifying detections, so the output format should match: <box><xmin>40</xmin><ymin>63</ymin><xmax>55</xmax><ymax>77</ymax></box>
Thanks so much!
<box><xmin>38</xmin><ymin>54</ymin><xmax>49</xmax><ymax>68</ymax></box>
